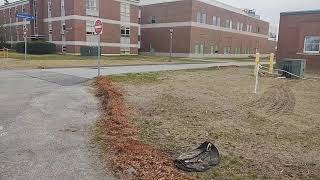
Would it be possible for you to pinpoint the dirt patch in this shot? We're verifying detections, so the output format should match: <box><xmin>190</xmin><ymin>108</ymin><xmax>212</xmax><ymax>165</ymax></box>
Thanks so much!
<box><xmin>116</xmin><ymin>67</ymin><xmax>320</xmax><ymax>179</ymax></box>
<box><xmin>94</xmin><ymin>77</ymin><xmax>193</xmax><ymax>180</ymax></box>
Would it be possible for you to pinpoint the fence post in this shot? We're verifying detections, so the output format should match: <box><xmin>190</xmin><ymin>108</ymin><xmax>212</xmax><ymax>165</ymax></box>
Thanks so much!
<box><xmin>269</xmin><ymin>53</ymin><xmax>274</xmax><ymax>74</ymax></box>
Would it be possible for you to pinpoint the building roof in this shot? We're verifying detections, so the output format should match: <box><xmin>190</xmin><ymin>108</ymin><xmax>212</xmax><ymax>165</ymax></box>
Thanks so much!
<box><xmin>140</xmin><ymin>0</ymin><xmax>262</xmax><ymax>20</ymax></box>
<box><xmin>0</xmin><ymin>0</ymin><xmax>28</xmax><ymax>10</ymax></box>
<box><xmin>281</xmin><ymin>9</ymin><xmax>320</xmax><ymax>16</ymax></box>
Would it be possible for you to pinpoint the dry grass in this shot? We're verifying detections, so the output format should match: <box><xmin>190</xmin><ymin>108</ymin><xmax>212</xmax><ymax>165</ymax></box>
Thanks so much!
<box><xmin>114</xmin><ymin>67</ymin><xmax>320</xmax><ymax>179</ymax></box>
<box><xmin>94</xmin><ymin>77</ymin><xmax>194</xmax><ymax>180</ymax></box>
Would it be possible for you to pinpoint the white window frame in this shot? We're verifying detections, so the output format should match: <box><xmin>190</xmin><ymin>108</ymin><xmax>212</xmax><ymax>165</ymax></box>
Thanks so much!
<box><xmin>196</xmin><ymin>12</ymin><xmax>201</xmax><ymax>23</ymax></box>
<box><xmin>86</xmin><ymin>0</ymin><xmax>99</xmax><ymax>16</ymax></box>
<box><xmin>212</xmin><ymin>16</ymin><xmax>217</xmax><ymax>26</ymax></box>
<box><xmin>86</xmin><ymin>21</ymin><xmax>95</xmax><ymax>35</ymax></box>
<box><xmin>120</xmin><ymin>3</ymin><xmax>130</xmax><ymax>17</ymax></box>
<box><xmin>201</xmin><ymin>13</ymin><xmax>206</xmax><ymax>24</ymax></box>
<box><xmin>121</xmin><ymin>26</ymin><xmax>130</xmax><ymax>37</ymax></box>
<box><xmin>226</xmin><ymin>19</ymin><xmax>230</xmax><ymax>28</ymax></box>
<box><xmin>304</xmin><ymin>36</ymin><xmax>320</xmax><ymax>54</ymax></box>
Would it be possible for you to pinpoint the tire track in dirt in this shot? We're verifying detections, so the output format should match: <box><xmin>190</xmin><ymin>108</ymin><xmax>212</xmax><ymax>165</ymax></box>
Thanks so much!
<box><xmin>246</xmin><ymin>84</ymin><xmax>296</xmax><ymax>117</ymax></box>
<box><xmin>216</xmin><ymin>83</ymin><xmax>296</xmax><ymax>120</ymax></box>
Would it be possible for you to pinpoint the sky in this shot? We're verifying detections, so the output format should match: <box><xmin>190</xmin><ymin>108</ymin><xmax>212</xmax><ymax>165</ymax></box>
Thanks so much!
<box><xmin>1</xmin><ymin>0</ymin><xmax>320</xmax><ymax>31</ymax></box>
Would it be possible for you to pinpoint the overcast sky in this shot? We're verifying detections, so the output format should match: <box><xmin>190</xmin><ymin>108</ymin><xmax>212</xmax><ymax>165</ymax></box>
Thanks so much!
<box><xmin>1</xmin><ymin>0</ymin><xmax>319</xmax><ymax>29</ymax></box>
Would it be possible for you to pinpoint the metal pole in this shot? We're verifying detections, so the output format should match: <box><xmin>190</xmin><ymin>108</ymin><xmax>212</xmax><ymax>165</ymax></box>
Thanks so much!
<box><xmin>97</xmin><ymin>34</ymin><xmax>101</xmax><ymax>77</ymax></box>
<box><xmin>24</xmin><ymin>35</ymin><xmax>27</xmax><ymax>63</ymax></box>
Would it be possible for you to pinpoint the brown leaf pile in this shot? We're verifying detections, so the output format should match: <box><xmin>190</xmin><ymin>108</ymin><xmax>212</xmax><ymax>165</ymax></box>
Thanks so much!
<box><xmin>95</xmin><ymin>77</ymin><xmax>194</xmax><ymax>180</ymax></box>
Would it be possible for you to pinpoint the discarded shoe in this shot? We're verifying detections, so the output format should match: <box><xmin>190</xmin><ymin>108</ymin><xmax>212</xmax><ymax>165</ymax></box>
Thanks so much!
<box><xmin>175</xmin><ymin>142</ymin><xmax>220</xmax><ymax>172</ymax></box>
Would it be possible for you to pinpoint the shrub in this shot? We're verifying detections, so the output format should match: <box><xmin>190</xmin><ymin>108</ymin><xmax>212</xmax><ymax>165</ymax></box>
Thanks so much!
<box><xmin>80</xmin><ymin>46</ymin><xmax>100</xmax><ymax>56</ymax></box>
<box><xmin>15</xmin><ymin>41</ymin><xmax>56</xmax><ymax>54</ymax></box>
<box><xmin>0</xmin><ymin>42</ymin><xmax>11</xmax><ymax>49</ymax></box>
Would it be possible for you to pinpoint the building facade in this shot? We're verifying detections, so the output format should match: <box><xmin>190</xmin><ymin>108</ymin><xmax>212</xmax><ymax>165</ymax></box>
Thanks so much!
<box><xmin>278</xmin><ymin>10</ymin><xmax>320</xmax><ymax>70</ymax></box>
<box><xmin>140</xmin><ymin>0</ymin><xmax>276</xmax><ymax>57</ymax></box>
<box><xmin>0</xmin><ymin>0</ymin><xmax>140</xmax><ymax>55</ymax></box>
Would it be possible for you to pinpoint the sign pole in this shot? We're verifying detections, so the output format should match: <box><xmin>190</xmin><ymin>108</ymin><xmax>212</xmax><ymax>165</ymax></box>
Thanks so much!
<box><xmin>24</xmin><ymin>32</ymin><xmax>27</xmax><ymax>63</ymax></box>
<box><xmin>98</xmin><ymin>34</ymin><xmax>101</xmax><ymax>76</ymax></box>
<box><xmin>94</xmin><ymin>19</ymin><xmax>103</xmax><ymax>77</ymax></box>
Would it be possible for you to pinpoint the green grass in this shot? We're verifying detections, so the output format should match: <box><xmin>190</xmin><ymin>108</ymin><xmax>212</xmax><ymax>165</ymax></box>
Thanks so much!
<box><xmin>7</xmin><ymin>51</ymin><xmax>184</xmax><ymax>61</ymax></box>
<box><xmin>108</xmin><ymin>72</ymin><xmax>163</xmax><ymax>84</ymax></box>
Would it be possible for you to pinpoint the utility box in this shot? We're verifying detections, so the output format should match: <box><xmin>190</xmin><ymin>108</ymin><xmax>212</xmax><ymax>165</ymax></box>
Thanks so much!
<box><xmin>277</xmin><ymin>59</ymin><xmax>306</xmax><ymax>78</ymax></box>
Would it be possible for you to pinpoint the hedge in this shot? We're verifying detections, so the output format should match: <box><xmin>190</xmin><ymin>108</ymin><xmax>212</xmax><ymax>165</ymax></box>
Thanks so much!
<box><xmin>0</xmin><ymin>42</ymin><xmax>11</xmax><ymax>49</ymax></box>
<box><xmin>80</xmin><ymin>46</ymin><xmax>101</xmax><ymax>56</ymax></box>
<box><xmin>15</xmin><ymin>41</ymin><xmax>57</xmax><ymax>54</ymax></box>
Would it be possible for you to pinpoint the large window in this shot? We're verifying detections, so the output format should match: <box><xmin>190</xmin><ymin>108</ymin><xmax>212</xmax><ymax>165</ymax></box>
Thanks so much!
<box><xmin>304</xmin><ymin>36</ymin><xmax>320</xmax><ymax>54</ymax></box>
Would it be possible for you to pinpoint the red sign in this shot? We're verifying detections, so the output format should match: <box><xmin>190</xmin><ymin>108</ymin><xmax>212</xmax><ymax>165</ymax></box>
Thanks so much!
<box><xmin>94</xmin><ymin>19</ymin><xmax>103</xmax><ymax>35</ymax></box>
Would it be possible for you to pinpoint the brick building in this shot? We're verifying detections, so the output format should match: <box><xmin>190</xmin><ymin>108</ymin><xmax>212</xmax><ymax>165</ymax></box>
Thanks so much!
<box><xmin>278</xmin><ymin>10</ymin><xmax>320</xmax><ymax>70</ymax></box>
<box><xmin>0</xmin><ymin>0</ymin><xmax>140</xmax><ymax>55</ymax></box>
<box><xmin>140</xmin><ymin>0</ymin><xmax>276</xmax><ymax>57</ymax></box>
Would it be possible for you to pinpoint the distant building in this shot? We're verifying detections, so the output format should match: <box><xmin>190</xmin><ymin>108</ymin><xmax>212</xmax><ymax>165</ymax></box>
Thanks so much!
<box><xmin>278</xmin><ymin>10</ymin><xmax>320</xmax><ymax>70</ymax></box>
<box><xmin>0</xmin><ymin>0</ymin><xmax>140</xmax><ymax>55</ymax></box>
<box><xmin>140</xmin><ymin>0</ymin><xmax>276</xmax><ymax>57</ymax></box>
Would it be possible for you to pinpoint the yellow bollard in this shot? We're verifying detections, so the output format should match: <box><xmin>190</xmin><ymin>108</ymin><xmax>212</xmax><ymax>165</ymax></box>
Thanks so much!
<box><xmin>254</xmin><ymin>53</ymin><xmax>260</xmax><ymax>76</ymax></box>
<box><xmin>269</xmin><ymin>53</ymin><xmax>274</xmax><ymax>74</ymax></box>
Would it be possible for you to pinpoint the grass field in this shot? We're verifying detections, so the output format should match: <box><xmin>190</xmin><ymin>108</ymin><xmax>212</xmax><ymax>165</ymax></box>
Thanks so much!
<box><xmin>0</xmin><ymin>52</ymin><xmax>203</xmax><ymax>69</ymax></box>
<box><xmin>107</xmin><ymin>67</ymin><xmax>320</xmax><ymax>179</ymax></box>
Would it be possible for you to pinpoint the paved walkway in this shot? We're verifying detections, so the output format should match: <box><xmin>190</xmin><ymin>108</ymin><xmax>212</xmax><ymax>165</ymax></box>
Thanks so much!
<box><xmin>0</xmin><ymin>70</ymin><xmax>114</xmax><ymax>180</ymax></box>
<box><xmin>32</xmin><ymin>61</ymin><xmax>268</xmax><ymax>79</ymax></box>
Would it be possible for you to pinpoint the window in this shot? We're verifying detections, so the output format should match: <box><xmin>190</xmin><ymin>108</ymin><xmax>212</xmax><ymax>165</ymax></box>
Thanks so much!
<box><xmin>48</xmin><ymin>0</ymin><xmax>52</xmax><ymax>17</ymax></box>
<box><xmin>195</xmin><ymin>43</ymin><xmax>204</xmax><ymax>54</ymax></box>
<box><xmin>120</xmin><ymin>47</ymin><xmax>130</xmax><ymax>54</ymax></box>
<box><xmin>121</xmin><ymin>3</ymin><xmax>130</xmax><ymax>17</ymax></box>
<box><xmin>15</xmin><ymin>7</ymin><xmax>18</xmax><ymax>22</ymax></box>
<box><xmin>304</xmin><ymin>36</ymin><xmax>320</xmax><ymax>54</ymax></box>
<box><xmin>224</xmin><ymin>46</ymin><xmax>231</xmax><ymax>54</ymax></box>
<box><xmin>256</xmin><ymin>27</ymin><xmax>261</xmax><ymax>33</ymax></box>
<box><xmin>149</xmin><ymin>16</ymin><xmax>156</xmax><ymax>24</ymax></box>
<box><xmin>86</xmin><ymin>0</ymin><xmax>98</xmax><ymax>16</ymax></box>
<box><xmin>197</xmin><ymin>12</ymin><xmax>201</xmax><ymax>23</ymax></box>
<box><xmin>226</xmin><ymin>20</ymin><xmax>232</xmax><ymax>29</ymax></box>
<box><xmin>235</xmin><ymin>47</ymin><xmax>241</xmax><ymax>54</ymax></box>
<box><xmin>217</xmin><ymin>17</ymin><xmax>220</xmax><ymax>26</ymax></box>
<box><xmin>121</xmin><ymin>26</ymin><xmax>130</xmax><ymax>37</ymax></box>
<box><xmin>201</xmin><ymin>13</ymin><xmax>206</xmax><ymax>24</ymax></box>
<box><xmin>61</xmin><ymin>0</ymin><xmax>65</xmax><ymax>16</ymax></box>
<box><xmin>48</xmin><ymin>22</ymin><xmax>53</xmax><ymax>34</ymax></box>
<box><xmin>196</xmin><ymin>12</ymin><xmax>206</xmax><ymax>23</ymax></box>
<box><xmin>210</xmin><ymin>45</ymin><xmax>218</xmax><ymax>54</ymax></box>
<box><xmin>86</xmin><ymin>0</ymin><xmax>97</xmax><ymax>10</ymax></box>
<box><xmin>212</xmin><ymin>16</ymin><xmax>220</xmax><ymax>26</ymax></box>
<box><xmin>86</xmin><ymin>21</ymin><xmax>95</xmax><ymax>35</ymax></box>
